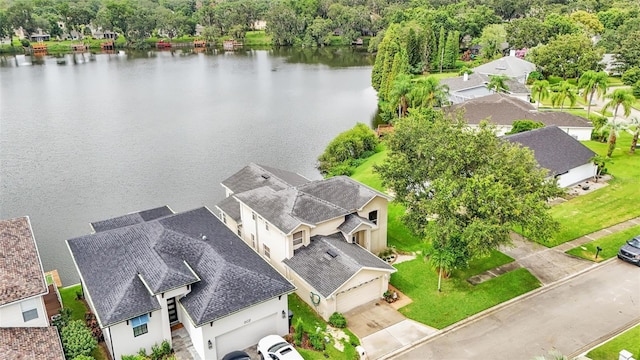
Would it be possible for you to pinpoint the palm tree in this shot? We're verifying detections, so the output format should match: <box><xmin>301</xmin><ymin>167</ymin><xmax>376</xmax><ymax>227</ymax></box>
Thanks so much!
<box><xmin>531</xmin><ymin>80</ymin><xmax>550</xmax><ymax>110</ymax></box>
<box><xmin>603</xmin><ymin>88</ymin><xmax>635</xmax><ymax>125</ymax></box>
<box><xmin>578</xmin><ymin>70</ymin><xmax>608</xmax><ymax>119</ymax></box>
<box><xmin>551</xmin><ymin>81</ymin><xmax>577</xmax><ymax>110</ymax></box>
<box><xmin>389</xmin><ymin>74</ymin><xmax>414</xmax><ymax>118</ymax></box>
<box><xmin>410</xmin><ymin>76</ymin><xmax>450</xmax><ymax>108</ymax></box>
<box><xmin>629</xmin><ymin>117</ymin><xmax>639</xmax><ymax>154</ymax></box>
<box><xmin>603</xmin><ymin>118</ymin><xmax>628</xmax><ymax>157</ymax></box>
<box><xmin>486</xmin><ymin>75</ymin><xmax>511</xmax><ymax>93</ymax></box>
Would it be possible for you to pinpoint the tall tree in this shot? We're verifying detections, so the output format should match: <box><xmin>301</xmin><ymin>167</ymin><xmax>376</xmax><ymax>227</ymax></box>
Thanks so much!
<box><xmin>531</xmin><ymin>80</ymin><xmax>551</xmax><ymax>110</ymax></box>
<box><xmin>409</xmin><ymin>76</ymin><xmax>449</xmax><ymax>108</ymax></box>
<box><xmin>578</xmin><ymin>71</ymin><xmax>609</xmax><ymax>119</ymax></box>
<box><xmin>603</xmin><ymin>89</ymin><xmax>636</xmax><ymax>157</ymax></box>
<box><xmin>479</xmin><ymin>24</ymin><xmax>506</xmax><ymax>60</ymax></box>
<box><xmin>375</xmin><ymin>109</ymin><xmax>561</xmax><ymax>288</ymax></box>
<box><xmin>551</xmin><ymin>81</ymin><xmax>578</xmax><ymax>110</ymax></box>
<box><xmin>389</xmin><ymin>74</ymin><xmax>414</xmax><ymax>118</ymax></box>
<box><xmin>437</xmin><ymin>26</ymin><xmax>446</xmax><ymax>73</ymax></box>
<box><xmin>529</xmin><ymin>33</ymin><xmax>603</xmax><ymax>79</ymax></box>
<box><xmin>486</xmin><ymin>75</ymin><xmax>510</xmax><ymax>93</ymax></box>
<box><xmin>444</xmin><ymin>30</ymin><xmax>459</xmax><ymax>71</ymax></box>
<box><xmin>505</xmin><ymin>17</ymin><xmax>549</xmax><ymax>49</ymax></box>
<box><xmin>602</xmin><ymin>120</ymin><xmax>628</xmax><ymax>158</ymax></box>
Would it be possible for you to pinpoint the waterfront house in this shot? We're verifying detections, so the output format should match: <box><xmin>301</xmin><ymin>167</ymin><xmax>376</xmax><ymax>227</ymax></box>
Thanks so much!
<box><xmin>0</xmin><ymin>216</ymin><xmax>65</xmax><ymax>360</ymax></box>
<box><xmin>504</xmin><ymin>126</ymin><xmax>598</xmax><ymax>187</ymax></box>
<box><xmin>473</xmin><ymin>51</ymin><xmax>537</xmax><ymax>84</ymax></box>
<box><xmin>67</xmin><ymin>206</ymin><xmax>295</xmax><ymax>360</ymax></box>
<box><xmin>217</xmin><ymin>164</ymin><xmax>396</xmax><ymax>320</ymax></box>
<box><xmin>440</xmin><ymin>72</ymin><xmax>531</xmax><ymax>104</ymax></box>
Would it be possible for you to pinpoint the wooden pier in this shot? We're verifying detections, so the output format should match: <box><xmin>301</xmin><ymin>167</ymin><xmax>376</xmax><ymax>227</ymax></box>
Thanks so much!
<box><xmin>194</xmin><ymin>40</ymin><xmax>206</xmax><ymax>48</ymax></box>
<box><xmin>31</xmin><ymin>42</ymin><xmax>47</xmax><ymax>54</ymax></box>
<box><xmin>223</xmin><ymin>39</ymin><xmax>243</xmax><ymax>50</ymax></box>
<box><xmin>71</xmin><ymin>43</ymin><xmax>88</xmax><ymax>52</ymax></box>
<box><xmin>101</xmin><ymin>41</ymin><xmax>114</xmax><ymax>51</ymax></box>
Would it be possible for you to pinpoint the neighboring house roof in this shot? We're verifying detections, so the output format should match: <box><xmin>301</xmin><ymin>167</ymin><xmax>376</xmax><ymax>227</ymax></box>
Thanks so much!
<box><xmin>447</xmin><ymin>93</ymin><xmax>593</xmax><ymax>128</ymax></box>
<box><xmin>473</xmin><ymin>56</ymin><xmax>536</xmax><ymax>79</ymax></box>
<box><xmin>90</xmin><ymin>205</ymin><xmax>173</xmax><ymax>232</ymax></box>
<box><xmin>0</xmin><ymin>327</ymin><xmax>65</xmax><ymax>360</ymax></box>
<box><xmin>337</xmin><ymin>213</ymin><xmax>376</xmax><ymax>235</ymax></box>
<box><xmin>234</xmin><ymin>176</ymin><xmax>390</xmax><ymax>234</ymax></box>
<box><xmin>68</xmin><ymin>207</ymin><xmax>295</xmax><ymax>327</ymax></box>
<box><xmin>440</xmin><ymin>73</ymin><xmax>529</xmax><ymax>95</ymax></box>
<box><xmin>503</xmin><ymin>126</ymin><xmax>596</xmax><ymax>175</ymax></box>
<box><xmin>216</xmin><ymin>196</ymin><xmax>242</xmax><ymax>222</ymax></box>
<box><xmin>221</xmin><ymin>163</ymin><xmax>310</xmax><ymax>195</ymax></box>
<box><xmin>0</xmin><ymin>217</ymin><xmax>48</xmax><ymax>307</ymax></box>
<box><xmin>283</xmin><ymin>233</ymin><xmax>395</xmax><ymax>297</ymax></box>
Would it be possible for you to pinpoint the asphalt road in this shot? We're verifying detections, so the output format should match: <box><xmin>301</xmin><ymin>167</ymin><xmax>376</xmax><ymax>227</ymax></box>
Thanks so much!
<box><xmin>389</xmin><ymin>260</ymin><xmax>640</xmax><ymax>360</ymax></box>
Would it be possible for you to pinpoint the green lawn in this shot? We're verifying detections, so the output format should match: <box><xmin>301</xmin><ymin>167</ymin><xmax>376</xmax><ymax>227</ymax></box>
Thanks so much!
<box><xmin>633</xmin><ymin>99</ymin><xmax>640</xmax><ymax>111</ymax></box>
<box><xmin>607</xmin><ymin>77</ymin><xmax>624</xmax><ymax>86</ymax></box>
<box><xmin>587</xmin><ymin>325</ymin><xmax>640</xmax><ymax>360</ymax></box>
<box><xmin>426</xmin><ymin>72</ymin><xmax>459</xmax><ymax>80</ymax></box>
<box><xmin>542</xmin><ymin>133</ymin><xmax>640</xmax><ymax>247</ymax></box>
<box><xmin>566</xmin><ymin>224</ymin><xmax>640</xmax><ymax>261</ymax></box>
<box><xmin>391</xmin><ymin>258</ymin><xmax>540</xmax><ymax>329</ymax></box>
<box><xmin>59</xmin><ymin>284</ymin><xmax>87</xmax><ymax>322</ymax></box>
<box><xmin>288</xmin><ymin>294</ymin><xmax>360</xmax><ymax>360</ymax></box>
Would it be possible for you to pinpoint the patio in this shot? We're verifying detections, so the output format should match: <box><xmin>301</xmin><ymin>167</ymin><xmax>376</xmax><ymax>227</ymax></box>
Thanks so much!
<box><xmin>171</xmin><ymin>326</ymin><xmax>202</xmax><ymax>360</ymax></box>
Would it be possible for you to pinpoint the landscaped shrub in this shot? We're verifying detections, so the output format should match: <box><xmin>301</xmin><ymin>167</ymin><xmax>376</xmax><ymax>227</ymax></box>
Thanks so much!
<box><xmin>622</xmin><ymin>67</ymin><xmax>640</xmax><ymax>85</ymax></box>
<box><xmin>160</xmin><ymin>340</ymin><xmax>172</xmax><ymax>357</ymax></box>
<box><xmin>317</xmin><ymin>123</ymin><xmax>380</xmax><ymax>177</ymax></box>
<box><xmin>308</xmin><ymin>330</ymin><xmax>326</xmax><ymax>351</ymax></box>
<box><xmin>72</xmin><ymin>355</ymin><xmax>95</xmax><ymax>360</ymax></box>
<box><xmin>122</xmin><ymin>356</ymin><xmax>145</xmax><ymax>360</ymax></box>
<box><xmin>52</xmin><ymin>307</ymin><xmax>72</xmax><ymax>332</ymax></box>
<box><xmin>633</xmin><ymin>81</ymin><xmax>640</xmax><ymax>98</ymax></box>
<box><xmin>505</xmin><ymin>120</ymin><xmax>545</xmax><ymax>135</ymax></box>
<box><xmin>61</xmin><ymin>320</ymin><xmax>97</xmax><ymax>359</ymax></box>
<box><xmin>526</xmin><ymin>71</ymin><xmax>543</xmax><ymax>85</ymax></box>
<box><xmin>293</xmin><ymin>319</ymin><xmax>304</xmax><ymax>346</ymax></box>
<box><xmin>328</xmin><ymin>312</ymin><xmax>347</xmax><ymax>328</ymax></box>
<box><xmin>20</xmin><ymin>39</ymin><xmax>30</xmax><ymax>47</ymax></box>
<box><xmin>590</xmin><ymin>115</ymin><xmax>609</xmax><ymax>142</ymax></box>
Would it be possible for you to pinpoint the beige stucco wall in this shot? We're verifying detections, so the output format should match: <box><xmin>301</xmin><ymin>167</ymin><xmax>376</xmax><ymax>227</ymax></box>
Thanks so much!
<box><xmin>357</xmin><ymin>196</ymin><xmax>389</xmax><ymax>254</ymax></box>
<box><xmin>0</xmin><ymin>296</ymin><xmax>48</xmax><ymax>327</ymax></box>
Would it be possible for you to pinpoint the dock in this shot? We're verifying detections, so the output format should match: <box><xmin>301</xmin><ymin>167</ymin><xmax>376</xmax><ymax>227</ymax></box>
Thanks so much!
<box><xmin>31</xmin><ymin>42</ymin><xmax>47</xmax><ymax>54</ymax></box>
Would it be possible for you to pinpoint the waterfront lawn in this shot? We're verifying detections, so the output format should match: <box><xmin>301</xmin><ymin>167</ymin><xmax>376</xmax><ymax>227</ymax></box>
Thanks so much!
<box><xmin>566</xmin><ymin>224</ymin><xmax>640</xmax><ymax>261</ymax></box>
<box><xmin>244</xmin><ymin>31</ymin><xmax>272</xmax><ymax>46</ymax></box>
<box><xmin>59</xmin><ymin>284</ymin><xmax>87</xmax><ymax>322</ymax></box>
<box><xmin>391</xmin><ymin>257</ymin><xmax>540</xmax><ymax>329</ymax></box>
<box><xmin>288</xmin><ymin>294</ymin><xmax>360</xmax><ymax>360</ymax></box>
<box><xmin>586</xmin><ymin>325</ymin><xmax>640</xmax><ymax>360</ymax></box>
<box><xmin>541</xmin><ymin>133</ymin><xmax>640</xmax><ymax>247</ymax></box>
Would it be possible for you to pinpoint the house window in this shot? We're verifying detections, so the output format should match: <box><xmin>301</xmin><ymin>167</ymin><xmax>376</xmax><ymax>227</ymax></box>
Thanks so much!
<box><xmin>252</xmin><ymin>212</ymin><xmax>256</xmax><ymax>220</ymax></box>
<box><xmin>264</xmin><ymin>244</ymin><xmax>271</xmax><ymax>259</ymax></box>
<box><xmin>20</xmin><ymin>298</ymin><xmax>39</xmax><ymax>322</ymax></box>
<box><xmin>131</xmin><ymin>314</ymin><xmax>149</xmax><ymax>337</ymax></box>
<box><xmin>368</xmin><ymin>210</ymin><xmax>378</xmax><ymax>225</ymax></box>
<box><xmin>293</xmin><ymin>231</ymin><xmax>303</xmax><ymax>246</ymax></box>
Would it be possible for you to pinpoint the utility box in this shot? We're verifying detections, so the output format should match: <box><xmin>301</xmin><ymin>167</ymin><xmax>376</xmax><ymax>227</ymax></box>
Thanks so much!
<box><xmin>619</xmin><ymin>349</ymin><xmax>634</xmax><ymax>360</ymax></box>
<box><xmin>356</xmin><ymin>345</ymin><xmax>367</xmax><ymax>360</ymax></box>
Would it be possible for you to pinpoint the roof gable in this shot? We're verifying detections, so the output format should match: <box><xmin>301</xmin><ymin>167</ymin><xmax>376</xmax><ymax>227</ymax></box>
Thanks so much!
<box><xmin>91</xmin><ymin>206</ymin><xmax>173</xmax><ymax>232</ymax></box>
<box><xmin>221</xmin><ymin>163</ymin><xmax>310</xmax><ymax>195</ymax></box>
<box><xmin>0</xmin><ymin>217</ymin><xmax>47</xmax><ymax>306</ymax></box>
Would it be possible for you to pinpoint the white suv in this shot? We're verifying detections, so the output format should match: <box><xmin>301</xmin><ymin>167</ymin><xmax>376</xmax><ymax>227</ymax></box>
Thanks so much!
<box><xmin>257</xmin><ymin>335</ymin><xmax>304</xmax><ymax>360</ymax></box>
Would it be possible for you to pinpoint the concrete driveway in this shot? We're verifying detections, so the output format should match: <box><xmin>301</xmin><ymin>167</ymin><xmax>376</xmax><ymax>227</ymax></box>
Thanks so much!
<box><xmin>345</xmin><ymin>301</ymin><xmax>437</xmax><ymax>359</ymax></box>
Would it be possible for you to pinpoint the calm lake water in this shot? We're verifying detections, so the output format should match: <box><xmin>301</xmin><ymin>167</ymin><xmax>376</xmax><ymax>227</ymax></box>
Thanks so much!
<box><xmin>0</xmin><ymin>48</ymin><xmax>378</xmax><ymax>285</ymax></box>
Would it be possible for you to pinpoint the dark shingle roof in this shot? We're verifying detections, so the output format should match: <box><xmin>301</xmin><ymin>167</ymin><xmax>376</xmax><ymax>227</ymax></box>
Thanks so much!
<box><xmin>221</xmin><ymin>163</ymin><xmax>310</xmax><ymax>195</ymax></box>
<box><xmin>440</xmin><ymin>73</ymin><xmax>529</xmax><ymax>94</ymax></box>
<box><xmin>337</xmin><ymin>214</ymin><xmax>376</xmax><ymax>235</ymax></box>
<box><xmin>0</xmin><ymin>327</ymin><xmax>65</xmax><ymax>360</ymax></box>
<box><xmin>283</xmin><ymin>233</ymin><xmax>395</xmax><ymax>297</ymax></box>
<box><xmin>503</xmin><ymin>126</ymin><xmax>596</xmax><ymax>175</ymax></box>
<box><xmin>68</xmin><ymin>207</ymin><xmax>295</xmax><ymax>327</ymax></box>
<box><xmin>447</xmin><ymin>93</ymin><xmax>593</xmax><ymax>128</ymax></box>
<box><xmin>216</xmin><ymin>196</ymin><xmax>242</xmax><ymax>222</ymax></box>
<box><xmin>234</xmin><ymin>177</ymin><xmax>390</xmax><ymax>234</ymax></box>
<box><xmin>0</xmin><ymin>217</ymin><xmax>48</xmax><ymax>306</ymax></box>
<box><xmin>90</xmin><ymin>206</ymin><xmax>173</xmax><ymax>232</ymax></box>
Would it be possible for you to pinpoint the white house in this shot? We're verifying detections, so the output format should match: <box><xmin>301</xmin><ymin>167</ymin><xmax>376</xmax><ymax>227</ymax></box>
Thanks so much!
<box><xmin>446</xmin><ymin>93</ymin><xmax>594</xmax><ymax>141</ymax></box>
<box><xmin>440</xmin><ymin>72</ymin><xmax>531</xmax><ymax>104</ymax></box>
<box><xmin>0</xmin><ymin>216</ymin><xmax>65</xmax><ymax>360</ymax></box>
<box><xmin>67</xmin><ymin>206</ymin><xmax>295</xmax><ymax>360</ymax></box>
<box><xmin>473</xmin><ymin>52</ymin><xmax>537</xmax><ymax>84</ymax></box>
<box><xmin>504</xmin><ymin>126</ymin><xmax>598</xmax><ymax>187</ymax></box>
<box><xmin>217</xmin><ymin>164</ymin><xmax>396</xmax><ymax>320</ymax></box>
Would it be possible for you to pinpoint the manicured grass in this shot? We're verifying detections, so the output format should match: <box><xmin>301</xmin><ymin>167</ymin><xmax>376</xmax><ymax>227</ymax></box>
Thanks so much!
<box><xmin>566</xmin><ymin>224</ymin><xmax>640</xmax><ymax>261</ymax></box>
<box><xmin>59</xmin><ymin>284</ymin><xmax>87</xmax><ymax>322</ymax></box>
<box><xmin>452</xmin><ymin>250</ymin><xmax>514</xmax><ymax>280</ymax></box>
<box><xmin>586</xmin><ymin>325</ymin><xmax>640</xmax><ymax>360</ymax></box>
<box><xmin>243</xmin><ymin>31</ymin><xmax>272</xmax><ymax>46</ymax></box>
<box><xmin>542</xmin><ymin>133</ymin><xmax>640</xmax><ymax>247</ymax></box>
<box><xmin>607</xmin><ymin>77</ymin><xmax>624</xmax><ymax>86</ymax></box>
<box><xmin>288</xmin><ymin>294</ymin><xmax>360</xmax><ymax>360</ymax></box>
<box><xmin>350</xmin><ymin>149</ymin><xmax>387</xmax><ymax>193</ymax></box>
<box><xmin>426</xmin><ymin>72</ymin><xmax>459</xmax><ymax>80</ymax></box>
<box><xmin>633</xmin><ymin>99</ymin><xmax>640</xmax><ymax>111</ymax></box>
<box><xmin>391</xmin><ymin>258</ymin><xmax>540</xmax><ymax>329</ymax></box>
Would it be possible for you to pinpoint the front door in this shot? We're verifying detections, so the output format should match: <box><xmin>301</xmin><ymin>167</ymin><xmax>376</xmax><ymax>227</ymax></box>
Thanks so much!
<box><xmin>167</xmin><ymin>297</ymin><xmax>179</xmax><ymax>324</ymax></box>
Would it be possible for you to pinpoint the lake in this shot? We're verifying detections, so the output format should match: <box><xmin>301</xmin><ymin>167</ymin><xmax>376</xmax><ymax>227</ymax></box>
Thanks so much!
<box><xmin>0</xmin><ymin>47</ymin><xmax>378</xmax><ymax>285</ymax></box>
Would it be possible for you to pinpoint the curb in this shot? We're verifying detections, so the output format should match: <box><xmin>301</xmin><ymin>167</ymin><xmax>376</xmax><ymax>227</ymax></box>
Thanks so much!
<box><xmin>378</xmin><ymin>258</ymin><xmax>618</xmax><ymax>360</ymax></box>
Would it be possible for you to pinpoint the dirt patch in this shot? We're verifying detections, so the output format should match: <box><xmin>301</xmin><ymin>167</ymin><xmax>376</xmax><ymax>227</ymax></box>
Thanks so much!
<box><xmin>325</xmin><ymin>326</ymin><xmax>350</xmax><ymax>352</ymax></box>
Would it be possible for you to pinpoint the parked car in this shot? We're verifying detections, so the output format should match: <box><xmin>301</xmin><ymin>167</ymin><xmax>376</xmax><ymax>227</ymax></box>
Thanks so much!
<box><xmin>222</xmin><ymin>350</ymin><xmax>252</xmax><ymax>360</ymax></box>
<box><xmin>618</xmin><ymin>235</ymin><xmax>640</xmax><ymax>265</ymax></box>
<box><xmin>257</xmin><ymin>335</ymin><xmax>304</xmax><ymax>360</ymax></box>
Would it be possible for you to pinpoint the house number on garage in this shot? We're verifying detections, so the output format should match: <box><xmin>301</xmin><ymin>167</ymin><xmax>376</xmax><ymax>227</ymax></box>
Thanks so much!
<box><xmin>244</xmin><ymin>319</ymin><xmax>251</xmax><ymax>324</ymax></box>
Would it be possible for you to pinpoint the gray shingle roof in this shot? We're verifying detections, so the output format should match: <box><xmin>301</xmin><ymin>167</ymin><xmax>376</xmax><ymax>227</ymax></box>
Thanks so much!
<box><xmin>503</xmin><ymin>126</ymin><xmax>596</xmax><ymax>175</ymax></box>
<box><xmin>216</xmin><ymin>196</ymin><xmax>242</xmax><ymax>222</ymax></box>
<box><xmin>0</xmin><ymin>327</ymin><xmax>65</xmax><ymax>360</ymax></box>
<box><xmin>283</xmin><ymin>233</ymin><xmax>395</xmax><ymax>297</ymax></box>
<box><xmin>447</xmin><ymin>93</ymin><xmax>593</xmax><ymax>128</ymax></box>
<box><xmin>0</xmin><ymin>217</ymin><xmax>48</xmax><ymax>306</ymax></box>
<box><xmin>337</xmin><ymin>214</ymin><xmax>376</xmax><ymax>235</ymax></box>
<box><xmin>221</xmin><ymin>163</ymin><xmax>310</xmax><ymax>195</ymax></box>
<box><xmin>234</xmin><ymin>176</ymin><xmax>390</xmax><ymax>234</ymax></box>
<box><xmin>68</xmin><ymin>207</ymin><xmax>295</xmax><ymax>327</ymax></box>
<box><xmin>473</xmin><ymin>56</ymin><xmax>536</xmax><ymax>79</ymax></box>
<box><xmin>91</xmin><ymin>206</ymin><xmax>173</xmax><ymax>232</ymax></box>
<box><xmin>440</xmin><ymin>73</ymin><xmax>529</xmax><ymax>94</ymax></box>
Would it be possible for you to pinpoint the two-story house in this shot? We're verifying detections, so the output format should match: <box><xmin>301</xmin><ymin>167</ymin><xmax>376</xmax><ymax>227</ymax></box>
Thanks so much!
<box><xmin>217</xmin><ymin>164</ymin><xmax>396</xmax><ymax>320</ymax></box>
<box><xmin>0</xmin><ymin>216</ymin><xmax>65</xmax><ymax>360</ymax></box>
<box><xmin>67</xmin><ymin>206</ymin><xmax>295</xmax><ymax>360</ymax></box>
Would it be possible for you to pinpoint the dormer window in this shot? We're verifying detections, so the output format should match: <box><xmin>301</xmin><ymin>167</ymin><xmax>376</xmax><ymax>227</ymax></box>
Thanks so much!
<box><xmin>293</xmin><ymin>231</ymin><xmax>303</xmax><ymax>247</ymax></box>
<box><xmin>368</xmin><ymin>210</ymin><xmax>378</xmax><ymax>225</ymax></box>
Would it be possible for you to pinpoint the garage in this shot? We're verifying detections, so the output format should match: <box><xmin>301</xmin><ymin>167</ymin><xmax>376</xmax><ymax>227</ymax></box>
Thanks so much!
<box><xmin>336</xmin><ymin>277</ymin><xmax>381</xmax><ymax>313</ymax></box>
<box><xmin>215</xmin><ymin>313</ymin><xmax>278</xmax><ymax>359</ymax></box>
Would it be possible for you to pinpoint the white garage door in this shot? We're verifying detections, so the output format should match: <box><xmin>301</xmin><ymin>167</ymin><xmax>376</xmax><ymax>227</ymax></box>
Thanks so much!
<box><xmin>215</xmin><ymin>313</ymin><xmax>277</xmax><ymax>359</ymax></box>
<box><xmin>336</xmin><ymin>277</ymin><xmax>381</xmax><ymax>313</ymax></box>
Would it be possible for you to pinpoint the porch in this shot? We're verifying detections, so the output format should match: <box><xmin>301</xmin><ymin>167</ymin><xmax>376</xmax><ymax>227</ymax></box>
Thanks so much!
<box><xmin>171</xmin><ymin>325</ymin><xmax>201</xmax><ymax>360</ymax></box>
